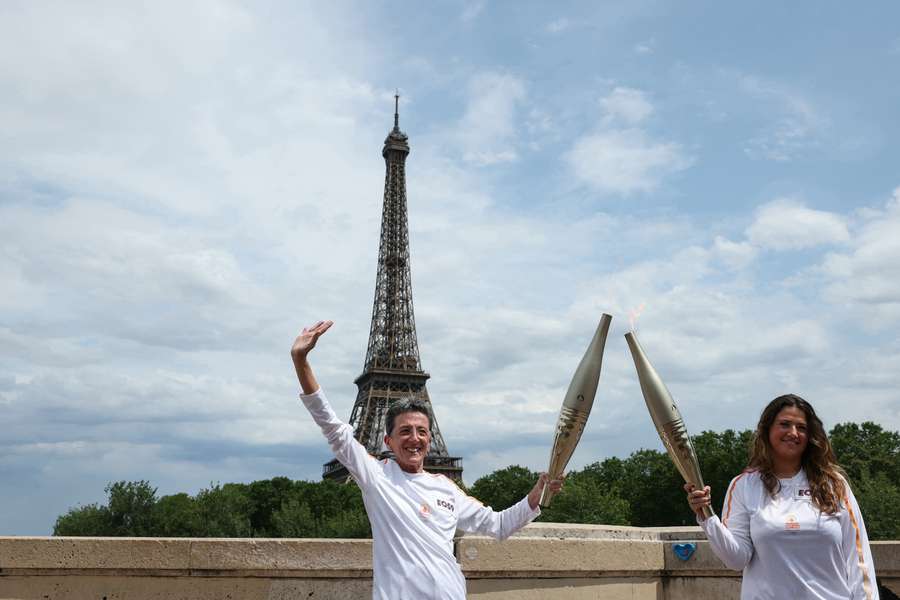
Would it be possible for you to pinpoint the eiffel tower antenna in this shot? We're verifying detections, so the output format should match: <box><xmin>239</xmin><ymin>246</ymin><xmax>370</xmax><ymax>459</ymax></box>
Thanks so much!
<box><xmin>323</xmin><ymin>96</ymin><xmax>463</xmax><ymax>482</ymax></box>
<box><xmin>394</xmin><ymin>90</ymin><xmax>400</xmax><ymax>130</ymax></box>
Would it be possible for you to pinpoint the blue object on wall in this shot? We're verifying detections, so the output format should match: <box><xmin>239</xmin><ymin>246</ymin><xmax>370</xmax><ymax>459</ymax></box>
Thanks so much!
<box><xmin>672</xmin><ymin>542</ymin><xmax>696</xmax><ymax>561</ymax></box>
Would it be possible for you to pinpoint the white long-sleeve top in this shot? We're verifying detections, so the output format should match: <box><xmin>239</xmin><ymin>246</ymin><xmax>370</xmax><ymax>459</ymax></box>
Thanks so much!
<box><xmin>699</xmin><ymin>469</ymin><xmax>878</xmax><ymax>600</ymax></box>
<box><xmin>300</xmin><ymin>388</ymin><xmax>540</xmax><ymax>600</ymax></box>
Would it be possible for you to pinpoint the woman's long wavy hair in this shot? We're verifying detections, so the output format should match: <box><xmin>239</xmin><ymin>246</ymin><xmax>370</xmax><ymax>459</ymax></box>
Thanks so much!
<box><xmin>747</xmin><ymin>394</ymin><xmax>846</xmax><ymax>514</ymax></box>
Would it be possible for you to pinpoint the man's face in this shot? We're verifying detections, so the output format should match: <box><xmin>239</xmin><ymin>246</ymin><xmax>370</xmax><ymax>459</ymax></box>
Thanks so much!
<box><xmin>384</xmin><ymin>411</ymin><xmax>431</xmax><ymax>474</ymax></box>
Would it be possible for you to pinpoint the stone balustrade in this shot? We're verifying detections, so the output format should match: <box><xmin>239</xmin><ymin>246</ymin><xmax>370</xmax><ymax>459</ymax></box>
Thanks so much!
<box><xmin>1</xmin><ymin>524</ymin><xmax>897</xmax><ymax>599</ymax></box>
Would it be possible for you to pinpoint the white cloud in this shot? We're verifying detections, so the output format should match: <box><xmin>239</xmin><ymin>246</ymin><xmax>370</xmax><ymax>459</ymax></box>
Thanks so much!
<box><xmin>712</xmin><ymin>236</ymin><xmax>758</xmax><ymax>270</ymax></box>
<box><xmin>746</xmin><ymin>198</ymin><xmax>849</xmax><ymax>251</ymax></box>
<box><xmin>456</xmin><ymin>72</ymin><xmax>527</xmax><ymax>166</ymax></box>
<box><xmin>566</xmin><ymin>129</ymin><xmax>693</xmax><ymax>195</ymax></box>
<box><xmin>600</xmin><ymin>87</ymin><xmax>654</xmax><ymax>124</ymax></box>
<box><xmin>0</xmin><ymin>1</ymin><xmax>253</xmax><ymax>103</ymax></box>
<box><xmin>0</xmin><ymin>199</ymin><xmax>278</xmax><ymax>351</ymax></box>
<box><xmin>740</xmin><ymin>76</ymin><xmax>828</xmax><ymax>162</ymax></box>
<box><xmin>0</xmin><ymin>1</ymin><xmax>398</xmax><ymax>532</ymax></box>
<box><xmin>566</xmin><ymin>87</ymin><xmax>691</xmax><ymax>195</ymax></box>
<box><xmin>820</xmin><ymin>187</ymin><xmax>900</xmax><ymax>324</ymax></box>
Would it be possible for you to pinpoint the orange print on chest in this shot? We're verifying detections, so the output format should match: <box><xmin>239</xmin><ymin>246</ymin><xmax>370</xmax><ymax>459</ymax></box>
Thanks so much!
<box><xmin>785</xmin><ymin>513</ymin><xmax>800</xmax><ymax>531</ymax></box>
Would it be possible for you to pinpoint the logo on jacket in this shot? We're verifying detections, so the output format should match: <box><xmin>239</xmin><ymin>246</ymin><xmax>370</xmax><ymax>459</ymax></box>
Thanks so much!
<box><xmin>436</xmin><ymin>498</ymin><xmax>455</xmax><ymax>513</ymax></box>
<box><xmin>419</xmin><ymin>503</ymin><xmax>431</xmax><ymax>519</ymax></box>
<box><xmin>785</xmin><ymin>513</ymin><xmax>800</xmax><ymax>531</ymax></box>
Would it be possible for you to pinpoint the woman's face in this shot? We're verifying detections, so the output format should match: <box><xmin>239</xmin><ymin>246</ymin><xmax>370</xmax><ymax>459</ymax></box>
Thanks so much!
<box><xmin>768</xmin><ymin>405</ymin><xmax>809</xmax><ymax>467</ymax></box>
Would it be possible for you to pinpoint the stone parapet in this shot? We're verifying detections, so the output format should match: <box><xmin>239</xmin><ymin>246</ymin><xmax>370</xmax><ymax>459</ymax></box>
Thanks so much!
<box><xmin>0</xmin><ymin>525</ymin><xmax>897</xmax><ymax>599</ymax></box>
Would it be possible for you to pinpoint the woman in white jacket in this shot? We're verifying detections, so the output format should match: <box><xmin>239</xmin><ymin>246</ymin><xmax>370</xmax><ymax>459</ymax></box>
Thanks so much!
<box><xmin>686</xmin><ymin>394</ymin><xmax>878</xmax><ymax>600</ymax></box>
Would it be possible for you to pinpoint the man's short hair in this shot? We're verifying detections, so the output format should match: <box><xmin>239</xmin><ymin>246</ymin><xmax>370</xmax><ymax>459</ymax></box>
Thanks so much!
<box><xmin>385</xmin><ymin>398</ymin><xmax>432</xmax><ymax>436</ymax></box>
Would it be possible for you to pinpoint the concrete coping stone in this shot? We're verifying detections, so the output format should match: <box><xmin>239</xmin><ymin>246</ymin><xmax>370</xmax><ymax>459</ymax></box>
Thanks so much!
<box><xmin>0</xmin><ymin>537</ymin><xmax>373</xmax><ymax>573</ymax></box>
<box><xmin>491</xmin><ymin>522</ymin><xmax>707</xmax><ymax>542</ymax></box>
<box><xmin>2</xmin><ymin>529</ymin><xmax>897</xmax><ymax>580</ymax></box>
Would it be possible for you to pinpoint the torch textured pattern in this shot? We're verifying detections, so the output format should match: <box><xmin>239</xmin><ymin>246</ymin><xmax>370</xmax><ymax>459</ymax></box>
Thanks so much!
<box><xmin>625</xmin><ymin>332</ymin><xmax>713</xmax><ymax>519</ymax></box>
<box><xmin>540</xmin><ymin>314</ymin><xmax>612</xmax><ymax>507</ymax></box>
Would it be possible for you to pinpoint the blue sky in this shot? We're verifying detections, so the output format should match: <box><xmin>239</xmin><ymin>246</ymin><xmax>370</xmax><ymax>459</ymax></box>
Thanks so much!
<box><xmin>2</xmin><ymin>1</ymin><xmax>900</xmax><ymax>534</ymax></box>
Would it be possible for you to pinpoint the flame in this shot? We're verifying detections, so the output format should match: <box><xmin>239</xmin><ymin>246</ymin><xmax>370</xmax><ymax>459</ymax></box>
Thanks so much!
<box><xmin>628</xmin><ymin>303</ymin><xmax>646</xmax><ymax>333</ymax></box>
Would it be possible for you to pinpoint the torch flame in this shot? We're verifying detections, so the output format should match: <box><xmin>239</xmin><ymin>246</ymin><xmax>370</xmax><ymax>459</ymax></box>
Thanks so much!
<box><xmin>628</xmin><ymin>303</ymin><xmax>646</xmax><ymax>333</ymax></box>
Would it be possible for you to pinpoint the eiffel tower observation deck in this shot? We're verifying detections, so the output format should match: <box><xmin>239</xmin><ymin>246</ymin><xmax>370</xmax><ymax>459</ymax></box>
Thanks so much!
<box><xmin>323</xmin><ymin>96</ymin><xmax>463</xmax><ymax>483</ymax></box>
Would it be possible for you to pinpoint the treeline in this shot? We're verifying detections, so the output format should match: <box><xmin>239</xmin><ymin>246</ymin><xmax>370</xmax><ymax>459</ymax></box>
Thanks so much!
<box><xmin>54</xmin><ymin>422</ymin><xmax>900</xmax><ymax>540</ymax></box>
<box><xmin>54</xmin><ymin>479</ymin><xmax>370</xmax><ymax>538</ymax></box>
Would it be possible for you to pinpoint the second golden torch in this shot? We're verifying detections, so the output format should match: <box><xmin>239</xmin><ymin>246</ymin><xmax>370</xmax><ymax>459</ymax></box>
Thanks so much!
<box><xmin>625</xmin><ymin>331</ymin><xmax>714</xmax><ymax>519</ymax></box>
<box><xmin>540</xmin><ymin>314</ymin><xmax>612</xmax><ymax>507</ymax></box>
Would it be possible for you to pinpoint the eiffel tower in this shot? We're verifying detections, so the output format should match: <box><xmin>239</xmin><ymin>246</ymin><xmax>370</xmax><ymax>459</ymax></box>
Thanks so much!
<box><xmin>323</xmin><ymin>96</ymin><xmax>463</xmax><ymax>483</ymax></box>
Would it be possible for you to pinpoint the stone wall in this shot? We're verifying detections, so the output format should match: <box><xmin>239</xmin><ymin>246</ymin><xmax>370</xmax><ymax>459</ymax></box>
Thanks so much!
<box><xmin>0</xmin><ymin>524</ymin><xmax>897</xmax><ymax>599</ymax></box>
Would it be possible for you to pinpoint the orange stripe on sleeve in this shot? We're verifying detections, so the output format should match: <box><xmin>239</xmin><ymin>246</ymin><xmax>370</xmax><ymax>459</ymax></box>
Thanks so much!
<box><xmin>844</xmin><ymin>494</ymin><xmax>874</xmax><ymax>600</ymax></box>
<box><xmin>723</xmin><ymin>472</ymin><xmax>748</xmax><ymax>526</ymax></box>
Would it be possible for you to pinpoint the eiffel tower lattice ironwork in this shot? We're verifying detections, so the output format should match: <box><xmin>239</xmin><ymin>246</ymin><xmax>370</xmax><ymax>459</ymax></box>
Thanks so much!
<box><xmin>323</xmin><ymin>96</ymin><xmax>463</xmax><ymax>483</ymax></box>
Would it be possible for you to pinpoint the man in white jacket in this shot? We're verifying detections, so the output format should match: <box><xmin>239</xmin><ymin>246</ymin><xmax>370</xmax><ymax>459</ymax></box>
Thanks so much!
<box><xmin>291</xmin><ymin>320</ymin><xmax>561</xmax><ymax>600</ymax></box>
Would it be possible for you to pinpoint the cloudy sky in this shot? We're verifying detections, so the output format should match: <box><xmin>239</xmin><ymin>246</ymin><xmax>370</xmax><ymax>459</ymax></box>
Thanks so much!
<box><xmin>3</xmin><ymin>1</ymin><xmax>900</xmax><ymax>534</ymax></box>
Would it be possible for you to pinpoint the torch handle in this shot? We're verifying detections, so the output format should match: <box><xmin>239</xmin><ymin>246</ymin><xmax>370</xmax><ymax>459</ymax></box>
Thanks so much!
<box><xmin>701</xmin><ymin>504</ymin><xmax>714</xmax><ymax>519</ymax></box>
<box><xmin>538</xmin><ymin>480</ymin><xmax>556</xmax><ymax>508</ymax></box>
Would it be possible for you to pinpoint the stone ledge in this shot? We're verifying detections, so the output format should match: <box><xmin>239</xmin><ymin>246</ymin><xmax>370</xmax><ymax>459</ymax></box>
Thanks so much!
<box><xmin>872</xmin><ymin>542</ymin><xmax>900</xmax><ymax>576</ymax></box>
<box><xmin>0</xmin><ymin>537</ymin><xmax>190</xmax><ymax>570</ymax></box>
<box><xmin>458</xmin><ymin>537</ymin><xmax>662</xmax><ymax>575</ymax></box>
<box><xmin>1</xmin><ymin>529</ymin><xmax>897</xmax><ymax>581</ymax></box>
<box><xmin>189</xmin><ymin>538</ymin><xmax>372</xmax><ymax>572</ymax></box>
<box><xmin>505</xmin><ymin>522</ymin><xmax>668</xmax><ymax>541</ymax></box>
<box><xmin>0</xmin><ymin>537</ymin><xmax>374</xmax><ymax>576</ymax></box>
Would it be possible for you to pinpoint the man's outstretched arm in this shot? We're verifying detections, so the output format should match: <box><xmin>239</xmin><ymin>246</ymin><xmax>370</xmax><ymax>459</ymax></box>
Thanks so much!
<box><xmin>291</xmin><ymin>320</ymin><xmax>333</xmax><ymax>393</ymax></box>
<box><xmin>456</xmin><ymin>473</ymin><xmax>563</xmax><ymax>540</ymax></box>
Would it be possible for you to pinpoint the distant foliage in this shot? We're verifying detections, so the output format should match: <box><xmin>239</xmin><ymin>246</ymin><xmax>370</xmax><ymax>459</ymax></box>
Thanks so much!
<box><xmin>468</xmin><ymin>465</ymin><xmax>537</xmax><ymax>513</ymax></box>
<box><xmin>830</xmin><ymin>422</ymin><xmax>900</xmax><ymax>540</ymax></box>
<box><xmin>53</xmin><ymin>423</ymin><xmax>899</xmax><ymax>540</ymax></box>
<box><xmin>54</xmin><ymin>477</ymin><xmax>370</xmax><ymax>538</ymax></box>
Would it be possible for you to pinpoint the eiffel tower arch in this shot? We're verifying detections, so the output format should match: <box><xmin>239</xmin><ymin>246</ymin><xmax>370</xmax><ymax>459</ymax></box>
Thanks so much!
<box><xmin>323</xmin><ymin>96</ymin><xmax>464</xmax><ymax>483</ymax></box>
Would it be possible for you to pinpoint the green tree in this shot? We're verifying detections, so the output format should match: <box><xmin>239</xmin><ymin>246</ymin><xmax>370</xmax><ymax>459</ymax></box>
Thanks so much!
<box><xmin>51</xmin><ymin>422</ymin><xmax>900</xmax><ymax>538</ymax></box>
<box><xmin>318</xmin><ymin>502</ymin><xmax>371</xmax><ymax>538</ymax></box>
<box><xmin>271</xmin><ymin>498</ymin><xmax>317</xmax><ymax>538</ymax></box>
<box><xmin>316</xmin><ymin>480</ymin><xmax>371</xmax><ymax>538</ymax></box>
<box><xmin>613</xmin><ymin>449</ymin><xmax>688</xmax><ymax>526</ymax></box>
<box><xmin>852</xmin><ymin>472</ymin><xmax>900</xmax><ymax>541</ymax></box>
<box><xmin>468</xmin><ymin>465</ymin><xmax>537</xmax><ymax>511</ymax></box>
<box><xmin>540</xmin><ymin>470</ymin><xmax>630</xmax><ymax>525</ymax></box>
<box><xmin>106</xmin><ymin>480</ymin><xmax>158</xmax><ymax>536</ymax></box>
<box><xmin>830</xmin><ymin>422</ymin><xmax>900</xmax><ymax>485</ymax></box>
<box><xmin>53</xmin><ymin>503</ymin><xmax>112</xmax><ymax>536</ymax></box>
<box><xmin>246</xmin><ymin>476</ymin><xmax>296</xmax><ymax>536</ymax></box>
<box><xmin>830</xmin><ymin>422</ymin><xmax>900</xmax><ymax>541</ymax></box>
<box><xmin>152</xmin><ymin>493</ymin><xmax>200</xmax><ymax>537</ymax></box>
<box><xmin>195</xmin><ymin>483</ymin><xmax>253</xmax><ymax>537</ymax></box>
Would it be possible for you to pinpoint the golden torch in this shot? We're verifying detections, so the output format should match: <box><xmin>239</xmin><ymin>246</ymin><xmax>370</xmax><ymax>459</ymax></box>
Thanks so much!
<box><xmin>624</xmin><ymin>331</ymin><xmax>713</xmax><ymax>518</ymax></box>
<box><xmin>540</xmin><ymin>314</ymin><xmax>613</xmax><ymax>507</ymax></box>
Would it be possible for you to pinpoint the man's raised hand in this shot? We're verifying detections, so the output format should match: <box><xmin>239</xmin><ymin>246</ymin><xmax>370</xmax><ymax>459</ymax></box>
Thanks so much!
<box><xmin>292</xmin><ymin>320</ymin><xmax>333</xmax><ymax>395</ymax></box>
<box><xmin>291</xmin><ymin>320</ymin><xmax>333</xmax><ymax>362</ymax></box>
